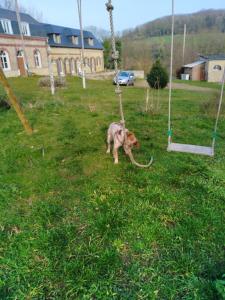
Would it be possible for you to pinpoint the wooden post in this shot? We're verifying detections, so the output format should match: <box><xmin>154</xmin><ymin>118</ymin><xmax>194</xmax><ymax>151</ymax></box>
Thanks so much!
<box><xmin>77</xmin><ymin>0</ymin><xmax>86</xmax><ymax>89</ymax></box>
<box><xmin>182</xmin><ymin>24</ymin><xmax>187</xmax><ymax>65</ymax></box>
<box><xmin>0</xmin><ymin>67</ymin><xmax>33</xmax><ymax>134</ymax></box>
<box><xmin>157</xmin><ymin>77</ymin><xmax>160</xmax><ymax>111</ymax></box>
<box><xmin>145</xmin><ymin>88</ymin><xmax>149</xmax><ymax>112</ymax></box>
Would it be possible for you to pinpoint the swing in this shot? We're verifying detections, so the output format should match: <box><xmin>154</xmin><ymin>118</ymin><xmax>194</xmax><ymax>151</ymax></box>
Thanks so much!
<box><xmin>106</xmin><ymin>0</ymin><xmax>153</xmax><ymax>168</ymax></box>
<box><xmin>167</xmin><ymin>0</ymin><xmax>224</xmax><ymax>157</ymax></box>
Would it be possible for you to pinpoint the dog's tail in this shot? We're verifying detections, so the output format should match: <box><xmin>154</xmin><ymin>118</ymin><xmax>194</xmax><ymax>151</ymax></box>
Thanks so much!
<box><xmin>127</xmin><ymin>150</ymin><xmax>153</xmax><ymax>168</ymax></box>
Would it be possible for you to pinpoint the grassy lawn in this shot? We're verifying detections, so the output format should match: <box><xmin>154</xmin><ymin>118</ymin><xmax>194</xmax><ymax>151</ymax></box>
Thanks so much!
<box><xmin>174</xmin><ymin>79</ymin><xmax>221</xmax><ymax>90</ymax></box>
<box><xmin>0</xmin><ymin>76</ymin><xmax>225</xmax><ymax>299</ymax></box>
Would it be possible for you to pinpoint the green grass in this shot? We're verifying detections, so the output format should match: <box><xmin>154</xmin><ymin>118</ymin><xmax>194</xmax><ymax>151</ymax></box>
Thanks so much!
<box><xmin>174</xmin><ymin>79</ymin><xmax>221</xmax><ymax>90</ymax></box>
<box><xmin>0</xmin><ymin>76</ymin><xmax>225</xmax><ymax>299</ymax></box>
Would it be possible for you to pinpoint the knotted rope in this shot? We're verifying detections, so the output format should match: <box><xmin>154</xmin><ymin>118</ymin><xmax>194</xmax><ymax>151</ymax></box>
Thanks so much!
<box><xmin>106</xmin><ymin>1</ymin><xmax>153</xmax><ymax>168</ymax></box>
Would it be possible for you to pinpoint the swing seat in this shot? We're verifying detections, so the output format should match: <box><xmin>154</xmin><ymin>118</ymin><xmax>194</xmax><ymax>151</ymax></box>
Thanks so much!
<box><xmin>167</xmin><ymin>143</ymin><xmax>214</xmax><ymax>157</ymax></box>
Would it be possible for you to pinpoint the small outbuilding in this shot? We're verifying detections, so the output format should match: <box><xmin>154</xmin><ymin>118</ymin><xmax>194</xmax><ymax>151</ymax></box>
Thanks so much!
<box><xmin>181</xmin><ymin>54</ymin><xmax>225</xmax><ymax>83</ymax></box>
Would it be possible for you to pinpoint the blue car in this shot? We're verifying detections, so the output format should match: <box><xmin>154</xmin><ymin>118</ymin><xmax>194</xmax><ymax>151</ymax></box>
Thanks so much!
<box><xmin>113</xmin><ymin>71</ymin><xmax>135</xmax><ymax>86</ymax></box>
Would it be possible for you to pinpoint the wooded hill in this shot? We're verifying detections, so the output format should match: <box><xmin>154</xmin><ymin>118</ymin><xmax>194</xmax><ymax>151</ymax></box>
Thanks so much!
<box><xmin>123</xmin><ymin>9</ymin><xmax>225</xmax><ymax>39</ymax></box>
<box><xmin>121</xmin><ymin>9</ymin><xmax>225</xmax><ymax>73</ymax></box>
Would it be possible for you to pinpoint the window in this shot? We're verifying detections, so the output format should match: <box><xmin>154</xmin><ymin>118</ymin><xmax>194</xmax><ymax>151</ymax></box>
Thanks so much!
<box><xmin>0</xmin><ymin>50</ymin><xmax>11</xmax><ymax>70</ymax></box>
<box><xmin>1</xmin><ymin>19</ymin><xmax>13</xmax><ymax>34</ymax></box>
<box><xmin>34</xmin><ymin>50</ymin><xmax>42</xmax><ymax>68</ymax></box>
<box><xmin>53</xmin><ymin>34</ymin><xmax>61</xmax><ymax>44</ymax></box>
<box><xmin>213</xmin><ymin>65</ymin><xmax>222</xmax><ymax>71</ymax></box>
<box><xmin>17</xmin><ymin>50</ymin><xmax>24</xmax><ymax>57</ymax></box>
<box><xmin>21</xmin><ymin>22</ymin><xmax>31</xmax><ymax>36</ymax></box>
<box><xmin>71</xmin><ymin>35</ymin><xmax>79</xmax><ymax>45</ymax></box>
<box><xmin>88</xmin><ymin>38</ymin><xmax>94</xmax><ymax>46</ymax></box>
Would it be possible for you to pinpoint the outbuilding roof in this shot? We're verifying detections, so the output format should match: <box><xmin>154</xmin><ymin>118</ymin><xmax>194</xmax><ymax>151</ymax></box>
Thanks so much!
<box><xmin>200</xmin><ymin>54</ymin><xmax>225</xmax><ymax>61</ymax></box>
<box><xmin>183</xmin><ymin>61</ymin><xmax>206</xmax><ymax>68</ymax></box>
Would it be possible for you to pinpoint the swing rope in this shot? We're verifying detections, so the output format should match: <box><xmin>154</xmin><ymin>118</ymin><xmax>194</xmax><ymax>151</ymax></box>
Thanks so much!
<box><xmin>168</xmin><ymin>0</ymin><xmax>175</xmax><ymax>144</ymax></box>
<box><xmin>106</xmin><ymin>0</ymin><xmax>153</xmax><ymax>168</ymax></box>
<box><xmin>106</xmin><ymin>0</ymin><xmax>125</xmax><ymax>125</ymax></box>
<box><xmin>212</xmin><ymin>68</ymin><xmax>225</xmax><ymax>150</ymax></box>
<box><xmin>168</xmin><ymin>0</ymin><xmax>224</xmax><ymax>156</ymax></box>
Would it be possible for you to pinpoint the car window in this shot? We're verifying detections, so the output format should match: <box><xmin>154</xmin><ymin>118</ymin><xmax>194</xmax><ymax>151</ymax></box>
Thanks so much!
<box><xmin>119</xmin><ymin>72</ymin><xmax>129</xmax><ymax>77</ymax></box>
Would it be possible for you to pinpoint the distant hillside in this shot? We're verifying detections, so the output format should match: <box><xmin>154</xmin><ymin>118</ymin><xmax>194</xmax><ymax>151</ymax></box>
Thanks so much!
<box><xmin>121</xmin><ymin>9</ymin><xmax>225</xmax><ymax>73</ymax></box>
<box><xmin>123</xmin><ymin>9</ymin><xmax>225</xmax><ymax>39</ymax></box>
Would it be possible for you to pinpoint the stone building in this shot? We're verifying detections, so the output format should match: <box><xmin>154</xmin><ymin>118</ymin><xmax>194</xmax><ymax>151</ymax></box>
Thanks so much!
<box><xmin>0</xmin><ymin>8</ymin><xmax>49</xmax><ymax>77</ymax></box>
<box><xmin>0</xmin><ymin>7</ymin><xmax>104</xmax><ymax>77</ymax></box>
<box><xmin>44</xmin><ymin>23</ymin><xmax>104</xmax><ymax>76</ymax></box>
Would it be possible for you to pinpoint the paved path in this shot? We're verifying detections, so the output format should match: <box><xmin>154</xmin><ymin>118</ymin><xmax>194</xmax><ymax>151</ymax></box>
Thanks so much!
<box><xmin>135</xmin><ymin>80</ymin><xmax>213</xmax><ymax>92</ymax></box>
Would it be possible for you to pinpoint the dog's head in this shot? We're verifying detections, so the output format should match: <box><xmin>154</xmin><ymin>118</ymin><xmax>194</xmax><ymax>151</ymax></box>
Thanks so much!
<box><xmin>126</xmin><ymin>132</ymin><xmax>140</xmax><ymax>148</ymax></box>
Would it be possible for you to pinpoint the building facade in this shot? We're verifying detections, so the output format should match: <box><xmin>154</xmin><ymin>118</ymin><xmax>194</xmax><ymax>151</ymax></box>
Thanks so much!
<box><xmin>0</xmin><ymin>8</ymin><xmax>104</xmax><ymax>78</ymax></box>
<box><xmin>44</xmin><ymin>24</ymin><xmax>104</xmax><ymax>77</ymax></box>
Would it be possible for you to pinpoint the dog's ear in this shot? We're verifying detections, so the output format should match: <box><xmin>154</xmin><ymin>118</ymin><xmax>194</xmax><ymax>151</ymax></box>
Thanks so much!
<box><xmin>127</xmin><ymin>132</ymin><xmax>133</xmax><ymax>137</ymax></box>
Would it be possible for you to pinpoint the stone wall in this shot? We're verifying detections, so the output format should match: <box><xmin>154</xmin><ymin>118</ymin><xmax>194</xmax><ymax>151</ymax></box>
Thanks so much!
<box><xmin>206</xmin><ymin>60</ymin><xmax>225</xmax><ymax>83</ymax></box>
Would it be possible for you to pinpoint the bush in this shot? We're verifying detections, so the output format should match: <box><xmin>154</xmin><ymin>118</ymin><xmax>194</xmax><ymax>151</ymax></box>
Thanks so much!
<box><xmin>147</xmin><ymin>59</ymin><xmax>169</xmax><ymax>89</ymax></box>
<box><xmin>0</xmin><ymin>94</ymin><xmax>10</xmax><ymax>111</ymax></box>
<box><xmin>215</xmin><ymin>275</ymin><xmax>225</xmax><ymax>299</ymax></box>
<box><xmin>38</xmin><ymin>77</ymin><xmax>66</xmax><ymax>88</ymax></box>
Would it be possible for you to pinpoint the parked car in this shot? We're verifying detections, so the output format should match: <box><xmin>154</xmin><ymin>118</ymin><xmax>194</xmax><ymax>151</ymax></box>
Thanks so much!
<box><xmin>113</xmin><ymin>71</ymin><xmax>135</xmax><ymax>86</ymax></box>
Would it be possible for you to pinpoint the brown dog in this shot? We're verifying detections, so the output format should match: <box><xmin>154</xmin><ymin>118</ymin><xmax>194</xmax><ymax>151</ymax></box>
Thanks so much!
<box><xmin>107</xmin><ymin>122</ymin><xmax>139</xmax><ymax>164</ymax></box>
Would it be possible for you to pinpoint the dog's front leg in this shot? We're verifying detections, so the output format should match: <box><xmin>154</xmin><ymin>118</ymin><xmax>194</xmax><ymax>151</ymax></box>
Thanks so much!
<box><xmin>113</xmin><ymin>146</ymin><xmax>119</xmax><ymax>164</ymax></box>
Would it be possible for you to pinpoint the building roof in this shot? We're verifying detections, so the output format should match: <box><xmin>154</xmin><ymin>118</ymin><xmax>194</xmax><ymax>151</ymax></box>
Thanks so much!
<box><xmin>200</xmin><ymin>54</ymin><xmax>225</xmax><ymax>61</ymax></box>
<box><xmin>43</xmin><ymin>24</ymin><xmax>103</xmax><ymax>50</ymax></box>
<box><xmin>0</xmin><ymin>7</ymin><xmax>103</xmax><ymax>50</ymax></box>
<box><xmin>183</xmin><ymin>61</ymin><xmax>205</xmax><ymax>68</ymax></box>
<box><xmin>0</xmin><ymin>7</ymin><xmax>39</xmax><ymax>24</ymax></box>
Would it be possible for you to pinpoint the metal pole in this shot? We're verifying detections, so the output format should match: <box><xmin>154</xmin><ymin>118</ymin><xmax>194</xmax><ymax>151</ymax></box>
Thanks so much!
<box><xmin>77</xmin><ymin>0</ymin><xmax>86</xmax><ymax>89</ymax></box>
<box><xmin>15</xmin><ymin>0</ymin><xmax>30</xmax><ymax>76</ymax></box>
<box><xmin>182</xmin><ymin>24</ymin><xmax>187</xmax><ymax>65</ymax></box>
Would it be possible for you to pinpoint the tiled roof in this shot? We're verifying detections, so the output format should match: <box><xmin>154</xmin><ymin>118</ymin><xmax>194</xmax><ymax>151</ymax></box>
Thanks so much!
<box><xmin>0</xmin><ymin>7</ymin><xmax>39</xmax><ymax>24</ymax></box>
<box><xmin>200</xmin><ymin>54</ymin><xmax>225</xmax><ymax>61</ymax></box>
<box><xmin>43</xmin><ymin>23</ymin><xmax>103</xmax><ymax>50</ymax></box>
<box><xmin>0</xmin><ymin>7</ymin><xmax>103</xmax><ymax>50</ymax></box>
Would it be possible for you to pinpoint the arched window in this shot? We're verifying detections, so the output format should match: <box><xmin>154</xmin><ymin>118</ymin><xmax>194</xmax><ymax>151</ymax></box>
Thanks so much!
<box><xmin>34</xmin><ymin>50</ymin><xmax>42</xmax><ymax>68</ymax></box>
<box><xmin>0</xmin><ymin>50</ymin><xmax>10</xmax><ymax>70</ymax></box>
<box><xmin>213</xmin><ymin>65</ymin><xmax>222</xmax><ymax>71</ymax></box>
<box><xmin>57</xmin><ymin>58</ymin><xmax>64</xmax><ymax>76</ymax></box>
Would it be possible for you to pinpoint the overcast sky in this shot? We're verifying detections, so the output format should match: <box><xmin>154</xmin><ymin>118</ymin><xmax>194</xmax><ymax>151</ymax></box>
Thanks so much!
<box><xmin>19</xmin><ymin>0</ymin><xmax>225</xmax><ymax>31</ymax></box>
